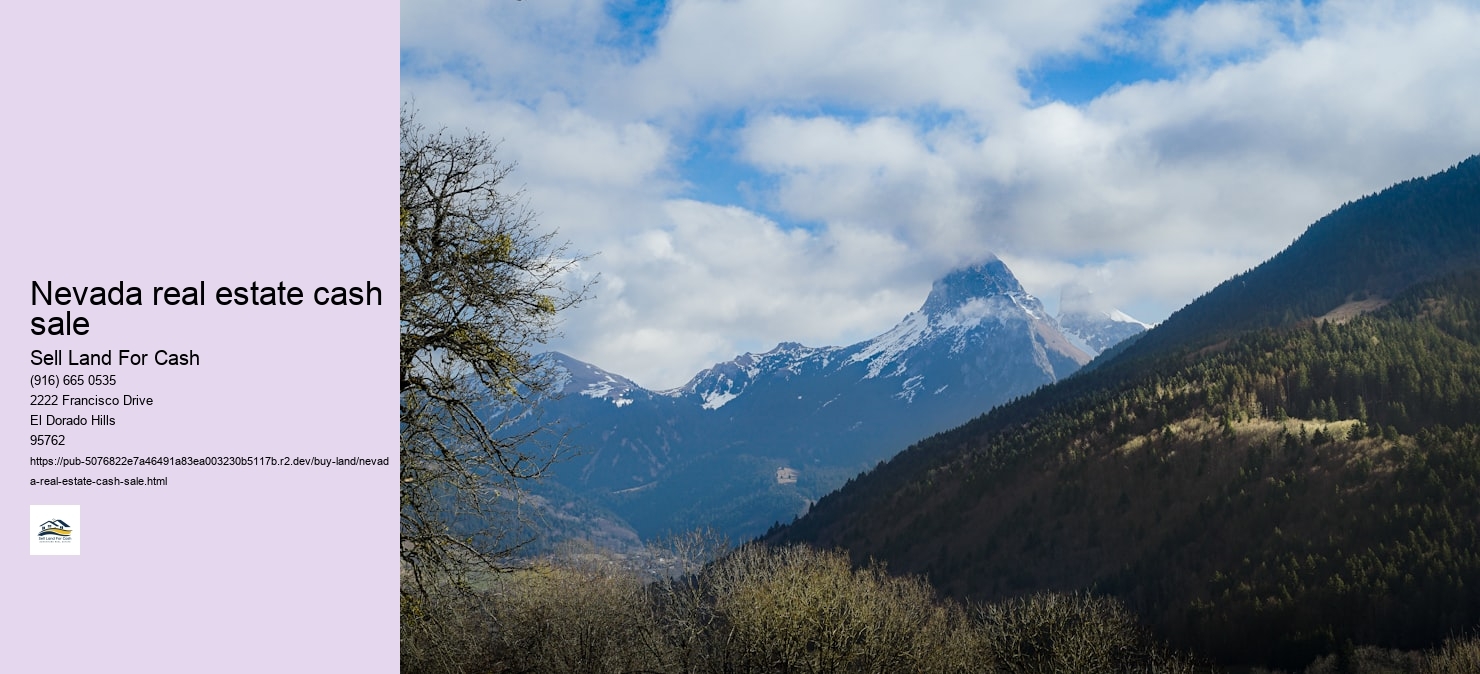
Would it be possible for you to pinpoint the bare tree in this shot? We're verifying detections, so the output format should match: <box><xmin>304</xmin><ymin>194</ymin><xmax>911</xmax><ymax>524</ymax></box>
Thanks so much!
<box><xmin>399</xmin><ymin>104</ymin><xmax>592</xmax><ymax>598</ymax></box>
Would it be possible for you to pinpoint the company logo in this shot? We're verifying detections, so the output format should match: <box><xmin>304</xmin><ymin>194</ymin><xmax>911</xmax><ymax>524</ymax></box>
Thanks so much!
<box><xmin>30</xmin><ymin>505</ymin><xmax>81</xmax><ymax>555</ymax></box>
<box><xmin>38</xmin><ymin>519</ymin><xmax>73</xmax><ymax>540</ymax></box>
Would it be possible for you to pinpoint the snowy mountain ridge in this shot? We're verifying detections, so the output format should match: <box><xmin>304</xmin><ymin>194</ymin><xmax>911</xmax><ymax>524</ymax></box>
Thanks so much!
<box><xmin>551</xmin><ymin>260</ymin><xmax>1147</xmax><ymax>409</ymax></box>
<box><xmin>546</xmin><ymin>353</ymin><xmax>644</xmax><ymax>407</ymax></box>
<box><xmin>529</xmin><ymin>256</ymin><xmax>1150</xmax><ymax>543</ymax></box>
<box><xmin>1056</xmin><ymin>283</ymin><xmax>1153</xmax><ymax>355</ymax></box>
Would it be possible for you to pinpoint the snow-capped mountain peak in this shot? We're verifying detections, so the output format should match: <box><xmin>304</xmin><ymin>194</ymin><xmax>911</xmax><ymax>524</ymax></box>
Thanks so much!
<box><xmin>546</xmin><ymin>352</ymin><xmax>642</xmax><ymax>407</ymax></box>
<box><xmin>918</xmin><ymin>256</ymin><xmax>1029</xmax><ymax>317</ymax></box>
<box><xmin>678</xmin><ymin>341</ymin><xmax>840</xmax><ymax>409</ymax></box>
<box><xmin>1056</xmin><ymin>284</ymin><xmax>1151</xmax><ymax>355</ymax></box>
<box><xmin>849</xmin><ymin>259</ymin><xmax>1061</xmax><ymax>378</ymax></box>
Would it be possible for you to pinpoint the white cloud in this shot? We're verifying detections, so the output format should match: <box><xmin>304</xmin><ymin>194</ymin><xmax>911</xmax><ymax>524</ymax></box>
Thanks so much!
<box><xmin>401</xmin><ymin>0</ymin><xmax>618</xmax><ymax>99</ymax></box>
<box><xmin>1154</xmin><ymin>1</ymin><xmax>1302</xmax><ymax>66</ymax></box>
<box><xmin>404</xmin><ymin>0</ymin><xmax>1480</xmax><ymax>388</ymax></box>
<box><xmin>596</xmin><ymin>0</ymin><xmax>1141</xmax><ymax>121</ymax></box>
<box><xmin>743</xmin><ymin>116</ymin><xmax>930</xmax><ymax>173</ymax></box>
<box><xmin>625</xmin><ymin>1</ymin><xmax>1022</xmax><ymax>118</ymax></box>
<box><xmin>560</xmin><ymin>200</ymin><xmax>925</xmax><ymax>388</ymax></box>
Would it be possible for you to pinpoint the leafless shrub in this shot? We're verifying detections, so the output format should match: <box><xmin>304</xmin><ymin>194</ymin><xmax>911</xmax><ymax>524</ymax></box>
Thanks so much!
<box><xmin>1421</xmin><ymin>632</ymin><xmax>1480</xmax><ymax>674</ymax></box>
<box><xmin>975</xmin><ymin>591</ymin><xmax>1207</xmax><ymax>673</ymax></box>
<box><xmin>406</xmin><ymin>541</ymin><xmax>1210</xmax><ymax>673</ymax></box>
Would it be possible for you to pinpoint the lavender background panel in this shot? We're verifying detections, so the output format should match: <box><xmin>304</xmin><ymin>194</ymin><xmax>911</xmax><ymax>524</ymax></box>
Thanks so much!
<box><xmin>1</xmin><ymin>2</ymin><xmax>399</xmax><ymax>671</ymax></box>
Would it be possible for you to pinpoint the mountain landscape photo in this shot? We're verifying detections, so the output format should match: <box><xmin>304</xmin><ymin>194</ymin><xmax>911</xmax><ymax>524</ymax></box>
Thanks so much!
<box><xmin>403</xmin><ymin>2</ymin><xmax>1480</xmax><ymax>672</ymax></box>
<box><xmin>479</xmin><ymin>157</ymin><xmax>1480</xmax><ymax>671</ymax></box>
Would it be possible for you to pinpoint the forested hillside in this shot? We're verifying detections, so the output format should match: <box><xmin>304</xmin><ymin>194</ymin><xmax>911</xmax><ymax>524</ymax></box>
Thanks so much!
<box><xmin>1122</xmin><ymin>156</ymin><xmax>1480</xmax><ymax>361</ymax></box>
<box><xmin>774</xmin><ymin>157</ymin><xmax>1480</xmax><ymax>669</ymax></box>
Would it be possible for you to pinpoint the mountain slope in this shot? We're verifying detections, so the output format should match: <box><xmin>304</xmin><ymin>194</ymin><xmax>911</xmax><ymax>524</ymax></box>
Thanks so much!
<box><xmin>772</xmin><ymin>156</ymin><xmax>1480</xmax><ymax>668</ymax></box>
<box><xmin>1121</xmin><ymin>156</ymin><xmax>1480</xmax><ymax>362</ymax></box>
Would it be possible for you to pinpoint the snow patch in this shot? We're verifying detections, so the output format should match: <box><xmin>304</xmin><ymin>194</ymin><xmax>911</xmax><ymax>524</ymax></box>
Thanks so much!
<box><xmin>701</xmin><ymin>390</ymin><xmax>739</xmax><ymax>410</ymax></box>
<box><xmin>1108</xmin><ymin>309</ymin><xmax>1151</xmax><ymax>328</ymax></box>
<box><xmin>848</xmin><ymin>311</ymin><xmax>931</xmax><ymax>378</ymax></box>
<box><xmin>581</xmin><ymin>381</ymin><xmax>615</xmax><ymax>398</ymax></box>
<box><xmin>579</xmin><ymin>373</ymin><xmax>638</xmax><ymax>406</ymax></box>
<box><xmin>1060</xmin><ymin>328</ymin><xmax>1100</xmax><ymax>357</ymax></box>
<box><xmin>893</xmin><ymin>375</ymin><xmax>925</xmax><ymax>403</ymax></box>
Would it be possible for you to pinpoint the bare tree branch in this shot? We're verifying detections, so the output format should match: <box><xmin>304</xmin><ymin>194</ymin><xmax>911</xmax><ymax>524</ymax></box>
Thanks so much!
<box><xmin>399</xmin><ymin>103</ymin><xmax>594</xmax><ymax>603</ymax></box>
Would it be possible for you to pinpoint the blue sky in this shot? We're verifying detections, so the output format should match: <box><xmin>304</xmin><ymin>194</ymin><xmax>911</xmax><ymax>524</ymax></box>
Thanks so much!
<box><xmin>403</xmin><ymin>0</ymin><xmax>1480</xmax><ymax>389</ymax></box>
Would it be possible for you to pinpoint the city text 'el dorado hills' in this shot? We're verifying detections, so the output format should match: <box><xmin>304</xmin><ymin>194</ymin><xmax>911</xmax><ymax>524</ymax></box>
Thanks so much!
<box><xmin>32</xmin><ymin>349</ymin><xmax>199</xmax><ymax>366</ymax></box>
